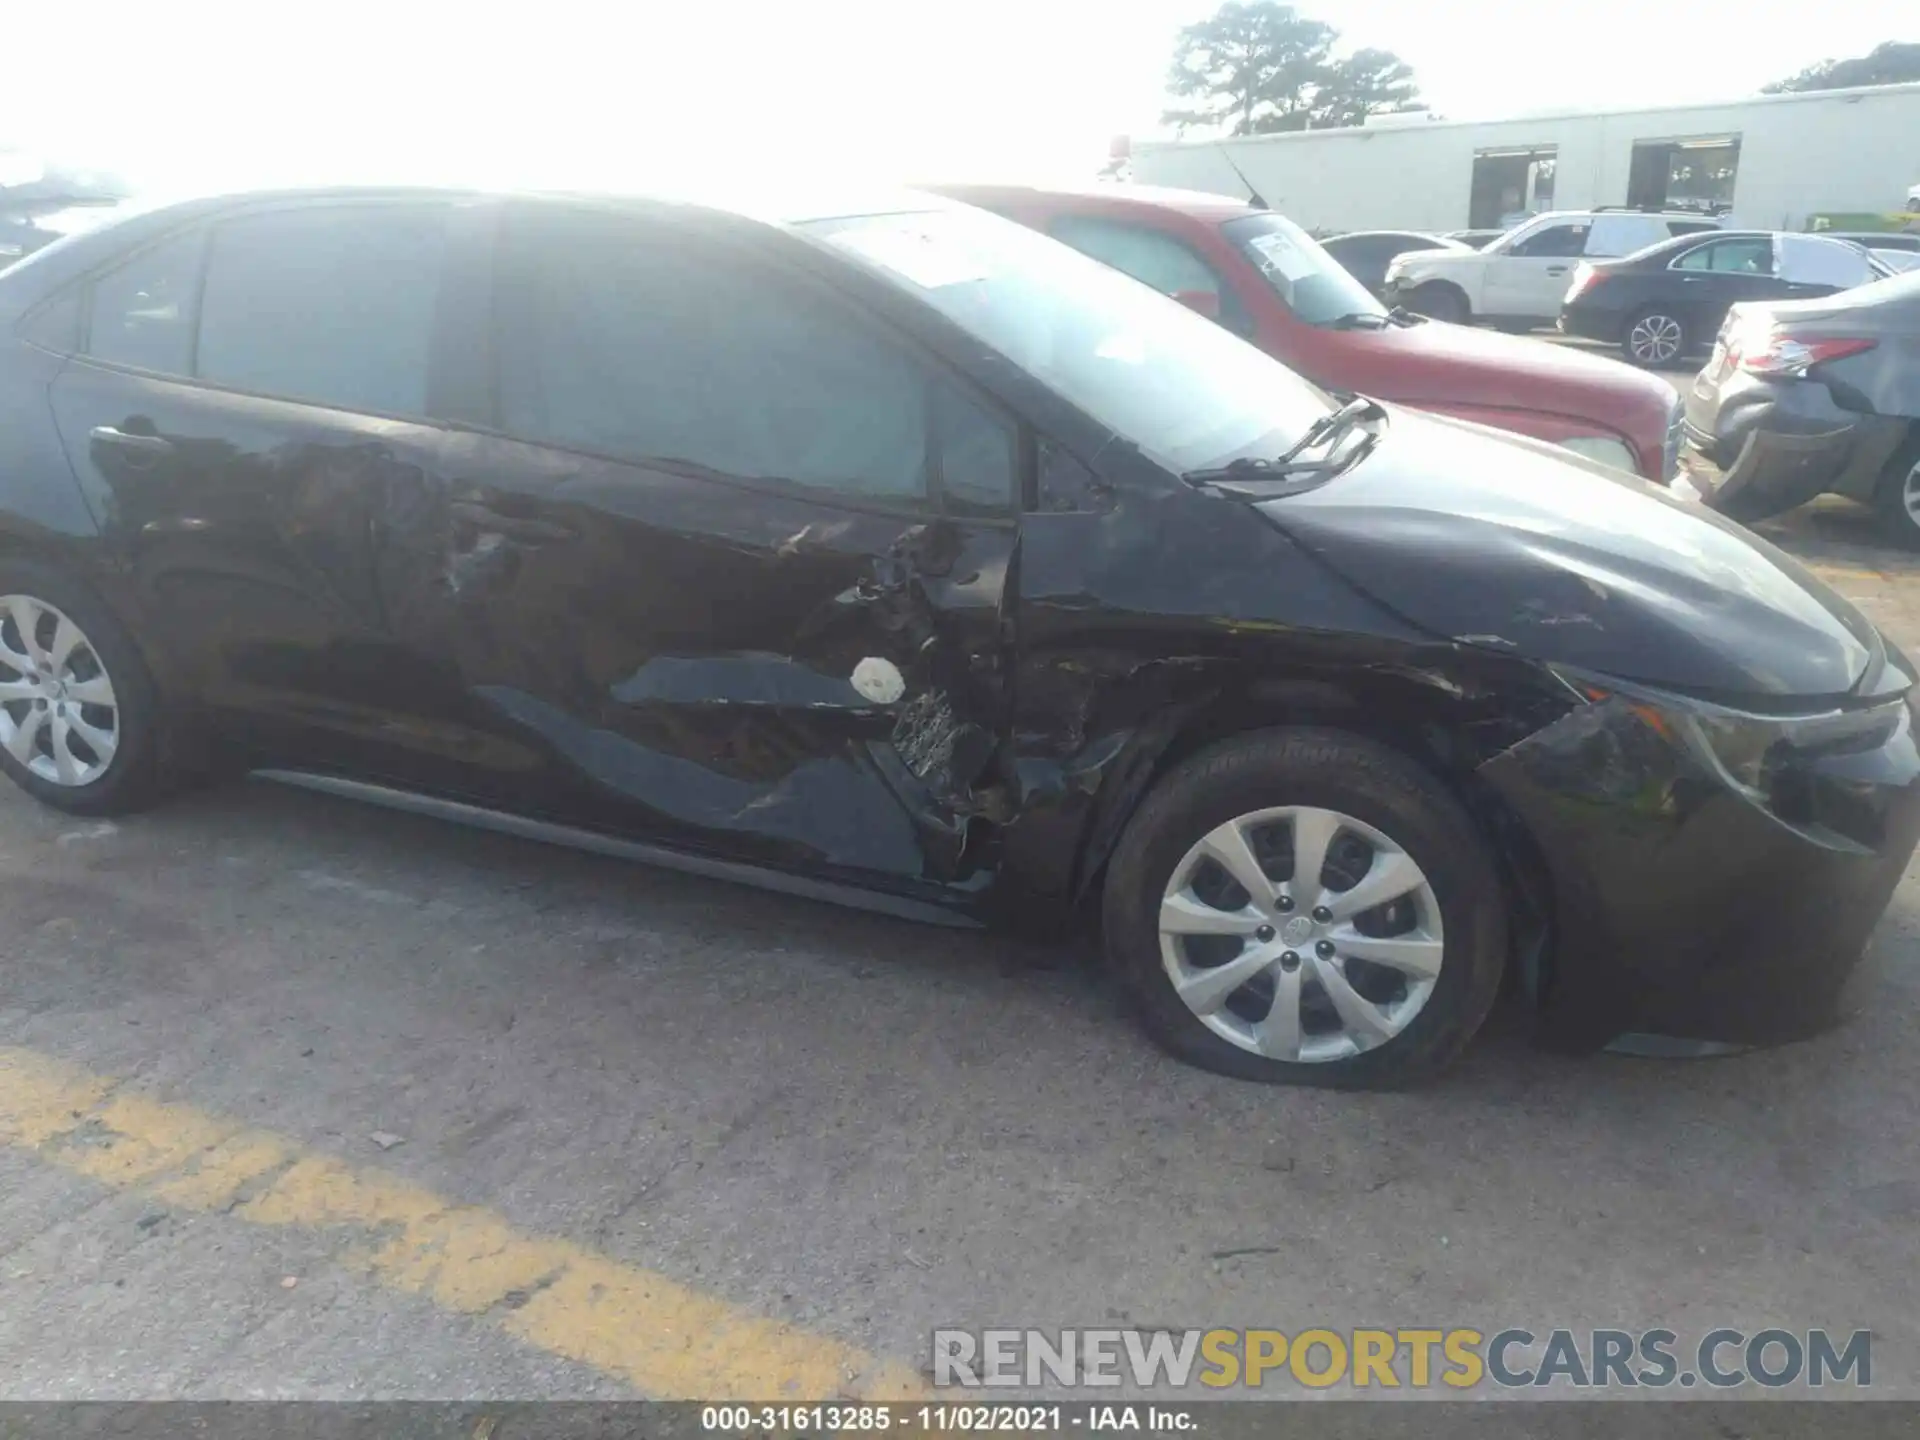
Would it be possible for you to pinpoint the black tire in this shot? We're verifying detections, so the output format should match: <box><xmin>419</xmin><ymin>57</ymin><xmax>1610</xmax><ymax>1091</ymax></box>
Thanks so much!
<box><xmin>1621</xmin><ymin>307</ymin><xmax>1688</xmax><ymax>368</ymax></box>
<box><xmin>1405</xmin><ymin>283</ymin><xmax>1469</xmax><ymax>325</ymax></box>
<box><xmin>1103</xmin><ymin>728</ymin><xmax>1507</xmax><ymax>1088</ymax></box>
<box><xmin>1872</xmin><ymin>434</ymin><xmax>1920</xmax><ymax>550</ymax></box>
<box><xmin>0</xmin><ymin>559</ymin><xmax>166</xmax><ymax>815</ymax></box>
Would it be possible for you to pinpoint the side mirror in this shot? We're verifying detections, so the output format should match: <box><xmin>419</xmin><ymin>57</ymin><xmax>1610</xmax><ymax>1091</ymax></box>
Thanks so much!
<box><xmin>1172</xmin><ymin>288</ymin><xmax>1221</xmax><ymax>320</ymax></box>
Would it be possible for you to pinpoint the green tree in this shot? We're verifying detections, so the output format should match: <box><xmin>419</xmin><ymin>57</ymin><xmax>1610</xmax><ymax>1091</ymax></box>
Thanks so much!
<box><xmin>1763</xmin><ymin>40</ymin><xmax>1920</xmax><ymax>93</ymax></box>
<box><xmin>1313</xmin><ymin>47</ymin><xmax>1427</xmax><ymax>128</ymax></box>
<box><xmin>1162</xmin><ymin>2</ymin><xmax>1423</xmax><ymax>136</ymax></box>
<box><xmin>1162</xmin><ymin>2</ymin><xmax>1336</xmax><ymax>135</ymax></box>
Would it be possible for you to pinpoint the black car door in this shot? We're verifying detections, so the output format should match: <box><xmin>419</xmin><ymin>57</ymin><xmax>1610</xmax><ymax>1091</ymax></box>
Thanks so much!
<box><xmin>44</xmin><ymin>197</ymin><xmax>498</xmax><ymax>785</ymax></box>
<box><xmin>369</xmin><ymin>201</ymin><xmax>1020</xmax><ymax>896</ymax></box>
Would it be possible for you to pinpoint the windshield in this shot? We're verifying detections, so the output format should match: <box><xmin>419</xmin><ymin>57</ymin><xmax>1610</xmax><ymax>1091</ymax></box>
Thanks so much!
<box><xmin>1218</xmin><ymin>213</ymin><xmax>1386</xmax><ymax>326</ymax></box>
<box><xmin>806</xmin><ymin>206</ymin><xmax>1333</xmax><ymax>474</ymax></box>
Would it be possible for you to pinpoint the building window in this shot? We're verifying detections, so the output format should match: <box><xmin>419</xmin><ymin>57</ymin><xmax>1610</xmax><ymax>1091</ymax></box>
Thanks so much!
<box><xmin>1627</xmin><ymin>136</ymin><xmax>1740</xmax><ymax>216</ymax></box>
<box><xmin>1469</xmin><ymin>147</ymin><xmax>1557</xmax><ymax>229</ymax></box>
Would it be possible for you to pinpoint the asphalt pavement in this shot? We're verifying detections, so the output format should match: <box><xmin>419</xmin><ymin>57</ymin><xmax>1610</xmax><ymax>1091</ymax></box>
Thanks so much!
<box><xmin>6</xmin><ymin>353</ymin><xmax>1920</xmax><ymax>1404</ymax></box>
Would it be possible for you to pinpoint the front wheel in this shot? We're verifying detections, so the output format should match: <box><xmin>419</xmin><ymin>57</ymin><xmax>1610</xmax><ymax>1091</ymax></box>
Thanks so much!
<box><xmin>1103</xmin><ymin>728</ymin><xmax>1508</xmax><ymax>1088</ymax></box>
<box><xmin>1623</xmin><ymin>308</ymin><xmax>1687</xmax><ymax>367</ymax></box>
<box><xmin>1403</xmin><ymin>283</ymin><xmax>1469</xmax><ymax>325</ymax></box>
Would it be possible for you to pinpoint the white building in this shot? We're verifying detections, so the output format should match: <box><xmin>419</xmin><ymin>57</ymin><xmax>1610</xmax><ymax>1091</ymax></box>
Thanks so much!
<box><xmin>1129</xmin><ymin>82</ymin><xmax>1920</xmax><ymax>235</ymax></box>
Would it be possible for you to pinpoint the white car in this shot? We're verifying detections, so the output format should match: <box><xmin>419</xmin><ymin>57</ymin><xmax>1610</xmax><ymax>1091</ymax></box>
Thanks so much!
<box><xmin>1383</xmin><ymin>210</ymin><xmax>1723</xmax><ymax>330</ymax></box>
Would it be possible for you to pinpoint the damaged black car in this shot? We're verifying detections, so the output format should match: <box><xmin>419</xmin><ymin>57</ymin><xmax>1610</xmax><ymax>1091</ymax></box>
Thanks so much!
<box><xmin>1</xmin><ymin>187</ymin><xmax>1916</xmax><ymax>1087</ymax></box>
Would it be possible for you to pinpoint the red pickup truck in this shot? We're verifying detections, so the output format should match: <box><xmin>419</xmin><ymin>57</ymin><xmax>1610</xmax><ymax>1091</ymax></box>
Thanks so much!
<box><xmin>934</xmin><ymin>183</ymin><xmax>1683</xmax><ymax>483</ymax></box>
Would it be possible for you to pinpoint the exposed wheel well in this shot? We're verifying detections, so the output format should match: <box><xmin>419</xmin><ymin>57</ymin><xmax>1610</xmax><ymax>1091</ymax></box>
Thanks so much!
<box><xmin>1082</xmin><ymin>673</ymin><xmax>1559</xmax><ymax>1006</ymax></box>
<box><xmin>1406</xmin><ymin>279</ymin><xmax>1472</xmax><ymax>320</ymax></box>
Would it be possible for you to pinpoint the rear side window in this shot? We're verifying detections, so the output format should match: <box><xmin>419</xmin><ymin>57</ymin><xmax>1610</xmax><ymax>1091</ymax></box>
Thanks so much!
<box><xmin>1673</xmin><ymin>237</ymin><xmax>1772</xmax><ymax>275</ymax></box>
<box><xmin>1777</xmin><ymin>236</ymin><xmax>1876</xmax><ymax>289</ymax></box>
<box><xmin>496</xmin><ymin>209</ymin><xmax>1013</xmax><ymax>514</ymax></box>
<box><xmin>85</xmin><ymin>228</ymin><xmax>206</xmax><ymax>375</ymax></box>
<box><xmin>196</xmin><ymin>206</ymin><xmax>449</xmax><ymax>416</ymax></box>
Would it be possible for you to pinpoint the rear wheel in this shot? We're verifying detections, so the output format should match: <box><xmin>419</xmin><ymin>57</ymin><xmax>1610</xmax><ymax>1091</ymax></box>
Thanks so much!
<box><xmin>1404</xmin><ymin>283</ymin><xmax>1469</xmax><ymax>325</ymax></box>
<box><xmin>1872</xmin><ymin>435</ymin><xmax>1920</xmax><ymax>549</ymax></box>
<box><xmin>0</xmin><ymin>561</ymin><xmax>165</xmax><ymax>815</ymax></box>
<box><xmin>1103</xmin><ymin>728</ymin><xmax>1507</xmax><ymax>1088</ymax></box>
<box><xmin>1623</xmin><ymin>308</ymin><xmax>1687</xmax><ymax>367</ymax></box>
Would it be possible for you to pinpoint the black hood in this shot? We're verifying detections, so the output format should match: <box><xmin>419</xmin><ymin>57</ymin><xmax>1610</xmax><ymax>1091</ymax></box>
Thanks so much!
<box><xmin>1255</xmin><ymin>410</ymin><xmax>1880</xmax><ymax>702</ymax></box>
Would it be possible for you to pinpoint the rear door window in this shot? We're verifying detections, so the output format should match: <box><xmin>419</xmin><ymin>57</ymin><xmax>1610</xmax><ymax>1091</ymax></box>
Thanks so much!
<box><xmin>1673</xmin><ymin>237</ymin><xmax>1773</xmax><ymax>274</ymax></box>
<box><xmin>194</xmin><ymin>205</ymin><xmax>451</xmax><ymax>416</ymax></box>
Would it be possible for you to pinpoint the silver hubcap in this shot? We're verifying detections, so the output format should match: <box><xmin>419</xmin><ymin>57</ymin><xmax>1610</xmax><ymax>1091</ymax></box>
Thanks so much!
<box><xmin>1902</xmin><ymin>460</ymin><xmax>1920</xmax><ymax>523</ymax></box>
<box><xmin>1158</xmin><ymin>806</ymin><xmax>1444</xmax><ymax>1063</ymax></box>
<box><xmin>0</xmin><ymin>595</ymin><xmax>120</xmax><ymax>787</ymax></box>
<box><xmin>1629</xmin><ymin>314</ymin><xmax>1683</xmax><ymax>363</ymax></box>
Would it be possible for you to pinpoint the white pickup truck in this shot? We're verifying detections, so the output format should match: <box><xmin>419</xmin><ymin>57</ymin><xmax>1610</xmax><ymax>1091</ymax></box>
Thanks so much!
<box><xmin>1383</xmin><ymin>210</ymin><xmax>1722</xmax><ymax>330</ymax></box>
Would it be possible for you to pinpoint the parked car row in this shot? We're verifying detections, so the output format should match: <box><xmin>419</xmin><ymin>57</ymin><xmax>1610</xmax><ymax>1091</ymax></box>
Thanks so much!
<box><xmin>1380</xmin><ymin>209</ymin><xmax>1723</xmax><ymax>329</ymax></box>
<box><xmin>4</xmin><ymin>181</ymin><xmax>1916</xmax><ymax>1089</ymax></box>
<box><xmin>1558</xmin><ymin>229</ymin><xmax>1893</xmax><ymax>365</ymax></box>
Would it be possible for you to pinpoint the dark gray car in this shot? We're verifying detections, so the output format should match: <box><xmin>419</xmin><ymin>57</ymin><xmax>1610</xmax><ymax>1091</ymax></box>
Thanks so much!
<box><xmin>1685</xmin><ymin>268</ymin><xmax>1920</xmax><ymax>542</ymax></box>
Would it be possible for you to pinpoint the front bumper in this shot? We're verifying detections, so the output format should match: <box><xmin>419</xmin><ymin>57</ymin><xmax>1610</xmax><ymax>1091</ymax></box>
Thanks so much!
<box><xmin>1556</xmin><ymin>303</ymin><xmax>1620</xmax><ymax>345</ymax></box>
<box><xmin>1481</xmin><ymin>691</ymin><xmax>1920</xmax><ymax>1051</ymax></box>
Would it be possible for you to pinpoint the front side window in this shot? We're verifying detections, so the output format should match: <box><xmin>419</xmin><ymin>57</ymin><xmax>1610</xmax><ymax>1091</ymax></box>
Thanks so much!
<box><xmin>84</xmin><ymin>227</ymin><xmax>205</xmax><ymax>375</ymax></box>
<box><xmin>1674</xmin><ymin>238</ymin><xmax>1773</xmax><ymax>275</ymax></box>
<box><xmin>497</xmin><ymin>209</ymin><xmax>1009</xmax><ymax>513</ymax></box>
<box><xmin>195</xmin><ymin>205</ymin><xmax>449</xmax><ymax>417</ymax></box>
<box><xmin>1509</xmin><ymin>223</ymin><xmax>1589</xmax><ymax>258</ymax></box>
<box><xmin>1219</xmin><ymin>212</ymin><xmax>1385</xmax><ymax>326</ymax></box>
<box><xmin>808</xmin><ymin>205</ymin><xmax>1333</xmax><ymax>477</ymax></box>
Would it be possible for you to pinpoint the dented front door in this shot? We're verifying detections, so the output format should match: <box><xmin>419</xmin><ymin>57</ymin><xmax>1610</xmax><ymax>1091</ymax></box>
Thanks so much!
<box><xmin>372</xmin><ymin>204</ymin><xmax>1018</xmax><ymax>891</ymax></box>
<box><xmin>378</xmin><ymin>436</ymin><xmax>1014</xmax><ymax>888</ymax></box>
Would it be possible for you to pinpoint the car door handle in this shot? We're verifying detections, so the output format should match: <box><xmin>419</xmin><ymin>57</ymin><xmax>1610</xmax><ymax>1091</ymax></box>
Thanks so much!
<box><xmin>1545</xmin><ymin>266</ymin><xmax>1569</xmax><ymax>276</ymax></box>
<box><xmin>88</xmin><ymin>425</ymin><xmax>174</xmax><ymax>457</ymax></box>
<box><xmin>448</xmin><ymin>499</ymin><xmax>573</xmax><ymax>544</ymax></box>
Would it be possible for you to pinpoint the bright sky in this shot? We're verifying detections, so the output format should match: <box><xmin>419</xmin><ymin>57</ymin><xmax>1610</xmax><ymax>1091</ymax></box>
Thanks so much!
<box><xmin>2</xmin><ymin>0</ymin><xmax>1910</xmax><ymax>198</ymax></box>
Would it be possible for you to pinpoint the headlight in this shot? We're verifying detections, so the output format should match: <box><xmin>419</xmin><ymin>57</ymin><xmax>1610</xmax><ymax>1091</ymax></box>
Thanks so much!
<box><xmin>1554</xmin><ymin>667</ymin><xmax>1906</xmax><ymax>809</ymax></box>
<box><xmin>1556</xmin><ymin>435</ymin><xmax>1637</xmax><ymax>473</ymax></box>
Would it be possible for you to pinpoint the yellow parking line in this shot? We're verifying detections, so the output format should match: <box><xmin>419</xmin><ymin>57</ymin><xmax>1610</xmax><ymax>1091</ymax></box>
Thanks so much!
<box><xmin>1808</xmin><ymin>566</ymin><xmax>1899</xmax><ymax>584</ymax></box>
<box><xmin>0</xmin><ymin>1046</ymin><xmax>923</xmax><ymax>1401</ymax></box>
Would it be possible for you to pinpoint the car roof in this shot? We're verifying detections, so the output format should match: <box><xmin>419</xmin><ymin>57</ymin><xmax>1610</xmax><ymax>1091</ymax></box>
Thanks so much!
<box><xmin>1608</xmin><ymin>228</ymin><xmax>1774</xmax><ymax>262</ymax></box>
<box><xmin>1328</xmin><ymin>229</ymin><xmax>1452</xmax><ymax>242</ymax></box>
<box><xmin>0</xmin><ymin>182</ymin><xmax>967</xmax><ymax>311</ymax></box>
<box><xmin>928</xmin><ymin>181</ymin><xmax>1260</xmax><ymax>222</ymax></box>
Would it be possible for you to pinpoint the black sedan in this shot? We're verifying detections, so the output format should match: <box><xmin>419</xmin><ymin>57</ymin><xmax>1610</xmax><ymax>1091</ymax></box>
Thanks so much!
<box><xmin>1686</xmin><ymin>269</ymin><xmax>1920</xmax><ymax>542</ymax></box>
<box><xmin>2</xmin><ymin>187</ymin><xmax>1917</xmax><ymax>1087</ymax></box>
<box><xmin>1320</xmin><ymin>230</ymin><xmax>1468</xmax><ymax>297</ymax></box>
<box><xmin>1560</xmin><ymin>230</ymin><xmax>1891</xmax><ymax>366</ymax></box>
